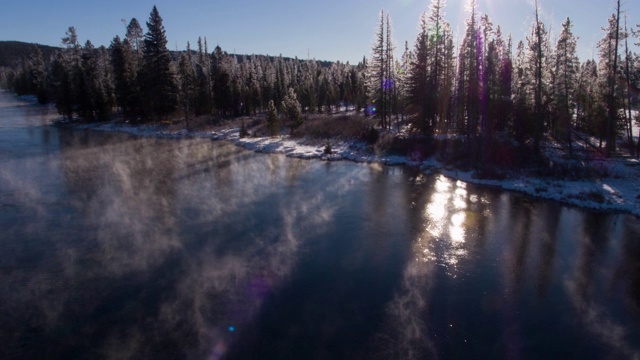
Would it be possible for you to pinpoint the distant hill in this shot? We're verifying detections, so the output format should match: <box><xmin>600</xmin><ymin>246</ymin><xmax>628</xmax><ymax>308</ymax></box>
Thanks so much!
<box><xmin>0</xmin><ymin>41</ymin><xmax>338</xmax><ymax>69</ymax></box>
<box><xmin>0</xmin><ymin>41</ymin><xmax>60</xmax><ymax>67</ymax></box>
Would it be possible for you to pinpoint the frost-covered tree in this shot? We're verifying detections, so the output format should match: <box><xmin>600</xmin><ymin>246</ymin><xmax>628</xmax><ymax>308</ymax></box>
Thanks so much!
<box><xmin>575</xmin><ymin>59</ymin><xmax>601</xmax><ymax>135</ymax></box>
<box><xmin>551</xmin><ymin>17</ymin><xmax>579</xmax><ymax>143</ymax></box>
<box><xmin>410</xmin><ymin>14</ymin><xmax>428</xmax><ymax>132</ymax></box>
<box><xmin>194</xmin><ymin>37</ymin><xmax>212</xmax><ymax>116</ymax></box>
<box><xmin>28</xmin><ymin>46</ymin><xmax>48</xmax><ymax>104</ymax></box>
<box><xmin>178</xmin><ymin>43</ymin><xmax>196</xmax><ymax>129</ymax></box>
<box><xmin>495</xmin><ymin>29</ymin><xmax>513</xmax><ymax>134</ymax></box>
<box><xmin>282</xmin><ymin>87</ymin><xmax>303</xmax><ymax>134</ymax></box>
<box><xmin>409</xmin><ymin>0</ymin><xmax>453</xmax><ymax>135</ymax></box>
<box><xmin>126</xmin><ymin>18</ymin><xmax>144</xmax><ymax>56</ymax></box>
<box><xmin>597</xmin><ymin>12</ymin><xmax>623</xmax><ymax>152</ymax></box>
<box><xmin>397</xmin><ymin>41</ymin><xmax>413</xmax><ymax>123</ymax></box>
<box><xmin>49</xmin><ymin>51</ymin><xmax>74</xmax><ymax>119</ymax></box>
<box><xmin>456</xmin><ymin>0</ymin><xmax>480</xmax><ymax>137</ymax></box>
<box><xmin>604</xmin><ymin>0</ymin><xmax>622</xmax><ymax>157</ymax></box>
<box><xmin>211</xmin><ymin>45</ymin><xmax>233</xmax><ymax>116</ymax></box>
<box><xmin>75</xmin><ymin>40</ymin><xmax>113</xmax><ymax>121</ymax></box>
<box><xmin>622</xmin><ymin>18</ymin><xmax>637</xmax><ymax>157</ymax></box>
<box><xmin>266</xmin><ymin>99</ymin><xmax>279</xmax><ymax>136</ymax></box>
<box><xmin>527</xmin><ymin>0</ymin><xmax>549</xmax><ymax>153</ymax></box>
<box><xmin>512</xmin><ymin>40</ymin><xmax>531</xmax><ymax>142</ymax></box>
<box><xmin>110</xmin><ymin>35</ymin><xmax>141</xmax><ymax>116</ymax></box>
<box><xmin>367</xmin><ymin>10</ymin><xmax>395</xmax><ymax>130</ymax></box>
<box><xmin>140</xmin><ymin>5</ymin><xmax>178</xmax><ymax>118</ymax></box>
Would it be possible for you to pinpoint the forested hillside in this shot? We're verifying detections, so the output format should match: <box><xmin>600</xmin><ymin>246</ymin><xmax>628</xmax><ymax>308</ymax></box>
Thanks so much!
<box><xmin>0</xmin><ymin>41</ymin><xmax>59</xmax><ymax>68</ymax></box>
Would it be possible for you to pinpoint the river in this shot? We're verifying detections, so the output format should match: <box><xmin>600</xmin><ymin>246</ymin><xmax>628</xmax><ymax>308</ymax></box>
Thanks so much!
<box><xmin>1</xmin><ymin>90</ymin><xmax>639</xmax><ymax>359</ymax></box>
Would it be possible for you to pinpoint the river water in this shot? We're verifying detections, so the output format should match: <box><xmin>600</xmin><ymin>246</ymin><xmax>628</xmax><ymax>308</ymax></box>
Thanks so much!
<box><xmin>1</xmin><ymin>90</ymin><xmax>639</xmax><ymax>359</ymax></box>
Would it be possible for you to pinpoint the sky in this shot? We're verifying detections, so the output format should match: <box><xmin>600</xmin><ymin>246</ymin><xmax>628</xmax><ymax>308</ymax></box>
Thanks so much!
<box><xmin>1</xmin><ymin>0</ymin><xmax>638</xmax><ymax>64</ymax></box>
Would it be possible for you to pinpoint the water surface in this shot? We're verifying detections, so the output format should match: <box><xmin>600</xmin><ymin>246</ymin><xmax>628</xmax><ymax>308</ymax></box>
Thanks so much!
<box><xmin>1</xmin><ymin>91</ymin><xmax>639</xmax><ymax>359</ymax></box>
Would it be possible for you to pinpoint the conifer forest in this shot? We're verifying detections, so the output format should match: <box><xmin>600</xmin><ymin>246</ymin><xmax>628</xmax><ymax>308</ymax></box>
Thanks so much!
<box><xmin>2</xmin><ymin>1</ymin><xmax>639</xmax><ymax>161</ymax></box>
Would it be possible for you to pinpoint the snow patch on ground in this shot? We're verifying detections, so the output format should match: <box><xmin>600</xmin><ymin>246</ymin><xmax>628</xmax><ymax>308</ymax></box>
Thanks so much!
<box><xmin>212</xmin><ymin>127</ymin><xmax>640</xmax><ymax>217</ymax></box>
<box><xmin>72</xmin><ymin>121</ymin><xmax>640</xmax><ymax>217</ymax></box>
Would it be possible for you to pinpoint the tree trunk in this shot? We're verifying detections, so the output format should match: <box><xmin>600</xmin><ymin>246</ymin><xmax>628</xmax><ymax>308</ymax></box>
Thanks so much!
<box><xmin>606</xmin><ymin>0</ymin><xmax>621</xmax><ymax>157</ymax></box>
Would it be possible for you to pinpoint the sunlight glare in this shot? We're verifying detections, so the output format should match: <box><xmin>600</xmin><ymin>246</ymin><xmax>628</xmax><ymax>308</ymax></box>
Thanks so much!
<box><xmin>449</xmin><ymin>211</ymin><xmax>466</xmax><ymax>244</ymax></box>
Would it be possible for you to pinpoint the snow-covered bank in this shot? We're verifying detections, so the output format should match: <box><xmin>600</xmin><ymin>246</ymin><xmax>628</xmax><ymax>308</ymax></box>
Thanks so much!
<box><xmin>218</xmin><ymin>127</ymin><xmax>640</xmax><ymax>217</ymax></box>
<box><xmin>67</xmin><ymin>120</ymin><xmax>640</xmax><ymax>217</ymax></box>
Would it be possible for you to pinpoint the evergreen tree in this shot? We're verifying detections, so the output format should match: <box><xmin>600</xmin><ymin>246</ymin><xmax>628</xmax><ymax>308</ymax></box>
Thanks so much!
<box><xmin>211</xmin><ymin>45</ymin><xmax>232</xmax><ymax>116</ymax></box>
<box><xmin>77</xmin><ymin>40</ymin><xmax>112</xmax><ymax>121</ymax></box>
<box><xmin>61</xmin><ymin>26</ymin><xmax>80</xmax><ymax>58</ymax></box>
<box><xmin>140</xmin><ymin>5</ymin><xmax>178</xmax><ymax>118</ymax></box>
<box><xmin>110</xmin><ymin>35</ymin><xmax>140</xmax><ymax>116</ymax></box>
<box><xmin>605</xmin><ymin>0</ymin><xmax>622</xmax><ymax>157</ymax></box>
<box><xmin>367</xmin><ymin>10</ymin><xmax>394</xmax><ymax>129</ymax></box>
<box><xmin>282</xmin><ymin>87</ymin><xmax>303</xmax><ymax>134</ymax></box>
<box><xmin>552</xmin><ymin>17</ymin><xmax>579</xmax><ymax>143</ymax></box>
<box><xmin>575</xmin><ymin>59</ymin><xmax>602</xmax><ymax>135</ymax></box>
<box><xmin>459</xmin><ymin>0</ymin><xmax>480</xmax><ymax>138</ymax></box>
<box><xmin>178</xmin><ymin>43</ymin><xmax>196</xmax><ymax>129</ymax></box>
<box><xmin>512</xmin><ymin>40</ymin><xmax>531</xmax><ymax>142</ymax></box>
<box><xmin>397</xmin><ymin>41</ymin><xmax>413</xmax><ymax>124</ymax></box>
<box><xmin>194</xmin><ymin>37</ymin><xmax>213</xmax><ymax>116</ymax></box>
<box><xmin>126</xmin><ymin>18</ymin><xmax>144</xmax><ymax>57</ymax></box>
<box><xmin>49</xmin><ymin>51</ymin><xmax>74</xmax><ymax>119</ymax></box>
<box><xmin>527</xmin><ymin>0</ymin><xmax>549</xmax><ymax>153</ymax></box>
<box><xmin>496</xmin><ymin>32</ymin><xmax>513</xmax><ymax>134</ymax></box>
<box><xmin>266</xmin><ymin>99</ymin><xmax>279</xmax><ymax>136</ymax></box>
<box><xmin>597</xmin><ymin>12</ymin><xmax>623</xmax><ymax>152</ymax></box>
<box><xmin>622</xmin><ymin>17</ymin><xmax>636</xmax><ymax>156</ymax></box>
<box><xmin>29</xmin><ymin>46</ymin><xmax>48</xmax><ymax>104</ymax></box>
<box><xmin>410</xmin><ymin>12</ymin><xmax>431</xmax><ymax>134</ymax></box>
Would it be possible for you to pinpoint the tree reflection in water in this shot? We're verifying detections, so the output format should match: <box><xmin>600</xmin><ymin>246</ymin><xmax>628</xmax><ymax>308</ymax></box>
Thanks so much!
<box><xmin>1</xmin><ymin>92</ymin><xmax>640</xmax><ymax>360</ymax></box>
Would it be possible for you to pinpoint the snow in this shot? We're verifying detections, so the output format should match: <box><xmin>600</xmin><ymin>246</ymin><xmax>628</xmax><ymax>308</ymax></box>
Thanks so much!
<box><xmin>70</xmin><ymin>120</ymin><xmax>640</xmax><ymax>217</ymax></box>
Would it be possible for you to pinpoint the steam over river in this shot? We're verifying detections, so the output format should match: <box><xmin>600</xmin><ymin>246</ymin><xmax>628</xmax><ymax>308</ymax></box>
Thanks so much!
<box><xmin>1</xmin><ymin>91</ymin><xmax>639</xmax><ymax>359</ymax></box>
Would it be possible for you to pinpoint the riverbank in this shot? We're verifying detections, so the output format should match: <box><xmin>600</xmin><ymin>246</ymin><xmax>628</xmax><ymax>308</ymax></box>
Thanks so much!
<box><xmin>61</xmin><ymin>117</ymin><xmax>640</xmax><ymax>218</ymax></box>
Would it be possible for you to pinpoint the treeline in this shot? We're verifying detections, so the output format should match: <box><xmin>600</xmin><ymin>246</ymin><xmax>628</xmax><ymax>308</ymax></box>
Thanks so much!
<box><xmin>368</xmin><ymin>0</ymin><xmax>639</xmax><ymax>158</ymax></box>
<box><xmin>0</xmin><ymin>6</ymin><xmax>367</xmax><ymax>123</ymax></box>
<box><xmin>0</xmin><ymin>41</ymin><xmax>58</xmax><ymax>68</ymax></box>
<box><xmin>1</xmin><ymin>1</ymin><xmax>639</xmax><ymax>159</ymax></box>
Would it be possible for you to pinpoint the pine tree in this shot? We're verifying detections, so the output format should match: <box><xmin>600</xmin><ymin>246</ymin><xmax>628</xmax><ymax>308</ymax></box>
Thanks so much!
<box><xmin>282</xmin><ymin>87</ymin><xmax>303</xmax><ymax>134</ymax></box>
<box><xmin>178</xmin><ymin>43</ymin><xmax>196</xmax><ymax>129</ymax></box>
<box><xmin>622</xmin><ymin>17</ymin><xmax>636</xmax><ymax>157</ymax></box>
<box><xmin>496</xmin><ymin>32</ymin><xmax>513</xmax><ymax>134</ymax></box>
<box><xmin>367</xmin><ymin>10</ymin><xmax>394</xmax><ymax>130</ymax></box>
<box><xmin>460</xmin><ymin>0</ymin><xmax>479</xmax><ymax>138</ymax></box>
<box><xmin>211</xmin><ymin>45</ymin><xmax>231</xmax><ymax>116</ymax></box>
<box><xmin>597</xmin><ymin>12</ymin><xmax>623</xmax><ymax>152</ymax></box>
<box><xmin>29</xmin><ymin>46</ymin><xmax>48</xmax><ymax>104</ymax></box>
<box><xmin>126</xmin><ymin>18</ymin><xmax>144</xmax><ymax>57</ymax></box>
<box><xmin>397</xmin><ymin>41</ymin><xmax>413</xmax><ymax>124</ymax></box>
<box><xmin>266</xmin><ymin>99</ymin><xmax>279</xmax><ymax>136</ymax></box>
<box><xmin>194</xmin><ymin>37</ymin><xmax>213</xmax><ymax>116</ymax></box>
<box><xmin>140</xmin><ymin>5</ymin><xmax>178</xmax><ymax>118</ymax></box>
<box><xmin>77</xmin><ymin>40</ymin><xmax>109</xmax><ymax>121</ymax></box>
<box><xmin>410</xmin><ymin>12</ymin><xmax>432</xmax><ymax>134</ymax></box>
<box><xmin>552</xmin><ymin>17</ymin><xmax>579</xmax><ymax>143</ymax></box>
<box><xmin>50</xmin><ymin>51</ymin><xmax>74</xmax><ymax>119</ymax></box>
<box><xmin>605</xmin><ymin>0</ymin><xmax>622</xmax><ymax>157</ymax></box>
<box><xmin>512</xmin><ymin>40</ymin><xmax>531</xmax><ymax>142</ymax></box>
<box><xmin>575</xmin><ymin>59</ymin><xmax>601</xmax><ymax>135</ymax></box>
<box><xmin>527</xmin><ymin>0</ymin><xmax>549</xmax><ymax>153</ymax></box>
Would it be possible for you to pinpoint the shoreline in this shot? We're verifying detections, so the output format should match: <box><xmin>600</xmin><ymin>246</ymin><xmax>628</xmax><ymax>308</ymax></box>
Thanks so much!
<box><xmin>61</xmin><ymin>119</ymin><xmax>640</xmax><ymax>218</ymax></box>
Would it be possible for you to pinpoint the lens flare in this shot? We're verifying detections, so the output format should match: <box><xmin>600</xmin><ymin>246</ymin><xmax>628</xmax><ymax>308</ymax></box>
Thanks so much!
<box><xmin>383</xmin><ymin>78</ymin><xmax>395</xmax><ymax>91</ymax></box>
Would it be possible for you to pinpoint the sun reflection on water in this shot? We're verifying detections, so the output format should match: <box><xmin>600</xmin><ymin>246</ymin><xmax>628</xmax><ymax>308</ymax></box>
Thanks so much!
<box><xmin>420</xmin><ymin>175</ymin><xmax>473</xmax><ymax>272</ymax></box>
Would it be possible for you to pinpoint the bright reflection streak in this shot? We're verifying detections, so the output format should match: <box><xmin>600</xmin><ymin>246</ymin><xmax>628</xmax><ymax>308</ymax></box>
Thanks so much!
<box><xmin>422</xmin><ymin>175</ymin><xmax>471</xmax><ymax>272</ymax></box>
<box><xmin>372</xmin><ymin>175</ymin><xmax>472</xmax><ymax>358</ymax></box>
<box><xmin>425</xmin><ymin>192</ymin><xmax>449</xmax><ymax>237</ymax></box>
<box><xmin>450</xmin><ymin>211</ymin><xmax>467</xmax><ymax>244</ymax></box>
